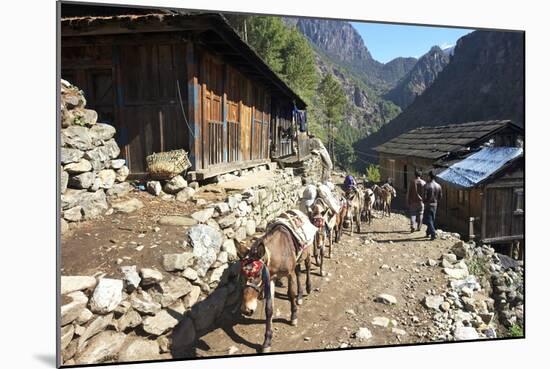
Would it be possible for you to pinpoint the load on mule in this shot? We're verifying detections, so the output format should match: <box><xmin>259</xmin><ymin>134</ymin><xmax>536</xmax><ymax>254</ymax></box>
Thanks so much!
<box><xmin>239</xmin><ymin>210</ymin><xmax>315</xmax><ymax>353</ymax></box>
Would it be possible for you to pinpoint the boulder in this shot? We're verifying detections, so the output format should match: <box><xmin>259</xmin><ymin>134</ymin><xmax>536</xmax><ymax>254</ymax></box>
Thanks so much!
<box><xmin>96</xmin><ymin>169</ymin><xmax>116</xmax><ymax>189</ymax></box>
<box><xmin>83</xmin><ymin>147</ymin><xmax>109</xmax><ymax>171</ymax></box>
<box><xmin>89</xmin><ymin>123</ymin><xmax>116</xmax><ymax>141</ymax></box>
<box><xmin>61</xmin><ymin>291</ymin><xmax>88</xmax><ymax>326</ymax></box>
<box><xmin>214</xmin><ymin>202</ymin><xmax>230</xmax><ymax>215</ymax></box>
<box><xmin>182</xmin><ymin>268</ymin><xmax>198</xmax><ymax>282</ymax></box>
<box><xmin>234</xmin><ymin>227</ymin><xmax>247</xmax><ymax>242</ymax></box>
<box><xmin>163</xmin><ymin>175</ymin><xmax>187</xmax><ymax>194</ymax></box>
<box><xmin>140</xmin><ymin>268</ymin><xmax>163</xmax><ymax>286</ymax></box>
<box><xmin>209</xmin><ymin>264</ymin><xmax>229</xmax><ymax>284</ymax></box>
<box><xmin>112</xmin><ymin>198</ymin><xmax>144</xmax><ymax>214</ymax></box>
<box><xmin>158</xmin><ymin>215</ymin><xmax>197</xmax><ymax>227</ymax></box>
<box><xmin>444</xmin><ymin>268</ymin><xmax>469</xmax><ymax>279</ymax></box>
<box><xmin>61</xmin><ymin>324</ymin><xmax>75</xmax><ymax>350</ymax></box>
<box><xmin>147</xmin><ymin>181</ymin><xmax>162</xmax><ymax>196</ymax></box>
<box><xmin>80</xmin><ymin>190</ymin><xmax>109</xmax><ymax>219</ymax></box>
<box><xmin>162</xmin><ymin>253</ymin><xmax>195</xmax><ymax>272</ymax></box>
<box><xmin>61</xmin><ymin>147</ymin><xmax>84</xmax><ymax>164</ymax></box>
<box><xmin>423</xmin><ymin>295</ymin><xmax>445</xmax><ymax>310</ymax></box>
<box><xmin>89</xmin><ymin>278</ymin><xmax>123</xmax><ymax>314</ymax></box>
<box><xmin>176</xmin><ymin>187</ymin><xmax>196</xmax><ymax>202</ymax></box>
<box><xmin>103</xmin><ymin>139</ymin><xmax>121</xmax><ymax>159</ymax></box>
<box><xmin>77</xmin><ymin>313</ymin><xmax>114</xmax><ymax>350</ymax></box>
<box><xmin>188</xmin><ymin>225</ymin><xmax>223</xmax><ymax>277</ymax></box>
<box><xmin>221</xmin><ymin>239</ymin><xmax>238</xmax><ymax>261</ymax></box>
<box><xmin>117</xmin><ymin>309</ymin><xmax>142</xmax><ymax>331</ymax></box>
<box><xmin>130</xmin><ymin>290</ymin><xmax>161</xmax><ymax>315</ymax></box>
<box><xmin>191</xmin><ymin>208</ymin><xmax>215</xmax><ymax>223</ymax></box>
<box><xmin>120</xmin><ymin>265</ymin><xmax>141</xmax><ymax>292</ymax></box>
<box><xmin>454</xmin><ymin>326</ymin><xmax>480</xmax><ymax>341</ymax></box>
<box><xmin>61</xmin><ymin>170</ymin><xmax>69</xmax><ymax>194</ymax></box>
<box><xmin>142</xmin><ymin>309</ymin><xmax>181</xmax><ymax>336</ymax></box>
<box><xmin>76</xmin><ymin>308</ymin><xmax>94</xmax><ymax>325</ymax></box>
<box><xmin>451</xmin><ymin>241</ymin><xmax>471</xmax><ymax>259</ymax></box>
<box><xmin>60</xmin><ymin>218</ymin><xmax>69</xmax><ymax>234</ymax></box>
<box><xmin>371</xmin><ymin>316</ymin><xmax>390</xmax><ymax>328</ymax></box>
<box><xmin>106</xmin><ymin>182</ymin><xmax>132</xmax><ymax>198</ymax></box>
<box><xmin>183</xmin><ymin>285</ymin><xmax>201</xmax><ymax>308</ymax></box>
<box><xmin>116</xmin><ymin>165</ymin><xmax>129</xmax><ymax>182</ymax></box>
<box><xmin>61</xmin><ymin>276</ymin><xmax>97</xmax><ymax>295</ymax></box>
<box><xmin>118</xmin><ymin>337</ymin><xmax>161</xmax><ymax>362</ymax></box>
<box><xmin>64</xmin><ymin>158</ymin><xmax>92</xmax><ymax>174</ymax></box>
<box><xmin>69</xmin><ymin>172</ymin><xmax>94</xmax><ymax>189</ymax></box>
<box><xmin>109</xmin><ymin>159</ymin><xmax>126</xmax><ymax>170</ymax></box>
<box><xmin>375</xmin><ymin>293</ymin><xmax>397</xmax><ymax>305</ymax></box>
<box><xmin>191</xmin><ymin>287</ymin><xmax>228</xmax><ymax>332</ymax></box>
<box><xmin>217</xmin><ymin>214</ymin><xmax>236</xmax><ymax>229</ymax></box>
<box><xmin>63</xmin><ymin>206</ymin><xmax>83</xmax><ymax>222</ymax></box>
<box><xmin>62</xmin><ymin>126</ymin><xmax>94</xmax><ymax>151</ymax></box>
<box><xmin>156</xmin><ymin>277</ymin><xmax>193</xmax><ymax>307</ymax></box>
<box><xmin>355</xmin><ymin>327</ymin><xmax>372</xmax><ymax>341</ymax></box>
<box><xmin>245</xmin><ymin>219</ymin><xmax>256</xmax><ymax>236</ymax></box>
<box><xmin>75</xmin><ymin>331</ymin><xmax>126</xmax><ymax>365</ymax></box>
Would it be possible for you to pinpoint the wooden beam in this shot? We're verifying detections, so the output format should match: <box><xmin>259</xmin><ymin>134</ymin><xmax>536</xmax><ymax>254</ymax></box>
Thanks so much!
<box><xmin>192</xmin><ymin>159</ymin><xmax>271</xmax><ymax>180</ymax></box>
<box><xmin>186</xmin><ymin>42</ymin><xmax>201</xmax><ymax>171</ymax></box>
<box><xmin>482</xmin><ymin>235</ymin><xmax>524</xmax><ymax>244</ymax></box>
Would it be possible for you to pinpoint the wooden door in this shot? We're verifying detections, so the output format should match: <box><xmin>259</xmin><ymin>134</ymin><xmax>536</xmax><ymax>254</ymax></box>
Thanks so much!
<box><xmin>200</xmin><ymin>54</ymin><xmax>224</xmax><ymax>167</ymax></box>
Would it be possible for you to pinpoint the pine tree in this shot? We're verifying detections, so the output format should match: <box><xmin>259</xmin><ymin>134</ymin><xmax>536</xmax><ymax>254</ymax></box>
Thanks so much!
<box><xmin>318</xmin><ymin>74</ymin><xmax>347</xmax><ymax>163</ymax></box>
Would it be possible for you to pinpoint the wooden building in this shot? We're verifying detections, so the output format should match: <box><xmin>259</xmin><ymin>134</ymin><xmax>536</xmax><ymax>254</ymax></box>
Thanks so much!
<box><xmin>373</xmin><ymin>120</ymin><xmax>524</xmax><ymax>251</ymax></box>
<box><xmin>61</xmin><ymin>10</ymin><xmax>307</xmax><ymax>180</ymax></box>
<box><xmin>437</xmin><ymin>147</ymin><xmax>524</xmax><ymax>257</ymax></box>
<box><xmin>373</xmin><ymin>120</ymin><xmax>523</xmax><ymax>195</ymax></box>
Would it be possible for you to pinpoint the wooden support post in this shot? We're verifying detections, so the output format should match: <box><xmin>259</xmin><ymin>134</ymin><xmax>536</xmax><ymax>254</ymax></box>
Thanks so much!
<box><xmin>186</xmin><ymin>42</ymin><xmax>201</xmax><ymax>171</ymax></box>
<box><xmin>222</xmin><ymin>65</ymin><xmax>228</xmax><ymax>163</ymax></box>
<box><xmin>468</xmin><ymin>217</ymin><xmax>476</xmax><ymax>242</ymax></box>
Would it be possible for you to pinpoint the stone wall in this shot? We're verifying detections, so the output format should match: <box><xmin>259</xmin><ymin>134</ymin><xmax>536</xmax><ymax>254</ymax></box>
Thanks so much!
<box><xmin>60</xmin><ymin>80</ymin><xmax>131</xmax><ymax>233</ymax></box>
<box><xmin>60</xmin><ymin>169</ymin><xmax>304</xmax><ymax>365</ymax></box>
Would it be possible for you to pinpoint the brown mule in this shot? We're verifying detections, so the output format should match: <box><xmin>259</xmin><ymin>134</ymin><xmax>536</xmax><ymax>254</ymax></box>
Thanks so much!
<box><xmin>345</xmin><ymin>187</ymin><xmax>363</xmax><ymax>235</ymax></box>
<box><xmin>239</xmin><ymin>224</ymin><xmax>312</xmax><ymax>353</ymax></box>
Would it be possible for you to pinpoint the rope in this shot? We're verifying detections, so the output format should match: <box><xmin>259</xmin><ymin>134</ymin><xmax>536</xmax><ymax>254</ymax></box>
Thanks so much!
<box><xmin>176</xmin><ymin>80</ymin><xmax>196</xmax><ymax>139</ymax></box>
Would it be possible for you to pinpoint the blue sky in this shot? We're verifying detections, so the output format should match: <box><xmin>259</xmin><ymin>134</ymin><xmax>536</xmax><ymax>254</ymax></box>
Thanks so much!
<box><xmin>351</xmin><ymin>22</ymin><xmax>474</xmax><ymax>63</ymax></box>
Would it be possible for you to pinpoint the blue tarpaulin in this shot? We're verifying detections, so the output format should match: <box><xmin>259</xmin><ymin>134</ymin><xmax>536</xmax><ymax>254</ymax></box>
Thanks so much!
<box><xmin>437</xmin><ymin>147</ymin><xmax>523</xmax><ymax>188</ymax></box>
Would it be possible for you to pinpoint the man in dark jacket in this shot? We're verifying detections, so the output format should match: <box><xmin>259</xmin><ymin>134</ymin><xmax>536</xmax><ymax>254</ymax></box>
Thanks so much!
<box><xmin>407</xmin><ymin>169</ymin><xmax>426</xmax><ymax>233</ymax></box>
<box><xmin>422</xmin><ymin>170</ymin><xmax>443</xmax><ymax>240</ymax></box>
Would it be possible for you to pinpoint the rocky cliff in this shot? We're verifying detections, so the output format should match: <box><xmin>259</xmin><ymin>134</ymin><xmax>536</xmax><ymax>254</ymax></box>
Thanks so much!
<box><xmin>355</xmin><ymin>30</ymin><xmax>525</xmax><ymax>166</ymax></box>
<box><xmin>384</xmin><ymin>46</ymin><xmax>450</xmax><ymax>109</ymax></box>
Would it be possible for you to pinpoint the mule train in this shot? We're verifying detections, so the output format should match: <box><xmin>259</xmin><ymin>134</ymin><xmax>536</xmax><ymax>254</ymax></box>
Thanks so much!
<box><xmin>235</xmin><ymin>179</ymin><xmax>396</xmax><ymax>352</ymax></box>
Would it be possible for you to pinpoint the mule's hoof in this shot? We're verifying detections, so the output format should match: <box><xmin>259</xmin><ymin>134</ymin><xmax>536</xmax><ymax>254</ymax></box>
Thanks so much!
<box><xmin>261</xmin><ymin>346</ymin><xmax>272</xmax><ymax>353</ymax></box>
<box><xmin>297</xmin><ymin>298</ymin><xmax>303</xmax><ymax>306</ymax></box>
<box><xmin>291</xmin><ymin>318</ymin><xmax>298</xmax><ymax>326</ymax></box>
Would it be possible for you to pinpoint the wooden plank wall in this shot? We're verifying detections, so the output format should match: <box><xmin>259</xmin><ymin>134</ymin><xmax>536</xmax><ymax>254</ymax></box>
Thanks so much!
<box><xmin>62</xmin><ymin>36</ymin><xmax>190</xmax><ymax>176</ymax></box>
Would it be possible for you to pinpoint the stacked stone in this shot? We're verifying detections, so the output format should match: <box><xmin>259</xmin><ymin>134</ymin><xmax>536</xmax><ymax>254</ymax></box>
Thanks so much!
<box><xmin>60</xmin><ymin>168</ymin><xmax>304</xmax><ymax>365</ymax></box>
<box><xmin>60</xmin><ymin>80</ymin><xmax>131</xmax><ymax>231</ymax></box>
<box><xmin>423</xmin><ymin>240</ymin><xmax>523</xmax><ymax>342</ymax></box>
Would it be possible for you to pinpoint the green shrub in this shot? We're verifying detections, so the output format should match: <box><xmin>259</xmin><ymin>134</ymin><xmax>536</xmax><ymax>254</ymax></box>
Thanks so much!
<box><xmin>508</xmin><ymin>324</ymin><xmax>524</xmax><ymax>337</ymax></box>
<box><xmin>366</xmin><ymin>164</ymin><xmax>381</xmax><ymax>183</ymax></box>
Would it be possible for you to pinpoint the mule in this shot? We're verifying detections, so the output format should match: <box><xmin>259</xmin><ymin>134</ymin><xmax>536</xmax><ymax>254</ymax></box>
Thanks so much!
<box><xmin>240</xmin><ymin>224</ymin><xmax>312</xmax><ymax>353</ymax></box>
<box><xmin>344</xmin><ymin>187</ymin><xmax>363</xmax><ymax>235</ymax></box>
<box><xmin>310</xmin><ymin>201</ymin><xmax>332</xmax><ymax>276</ymax></box>
<box><xmin>380</xmin><ymin>183</ymin><xmax>397</xmax><ymax>217</ymax></box>
<box><xmin>363</xmin><ymin>187</ymin><xmax>375</xmax><ymax>225</ymax></box>
<box><xmin>372</xmin><ymin>184</ymin><xmax>384</xmax><ymax>211</ymax></box>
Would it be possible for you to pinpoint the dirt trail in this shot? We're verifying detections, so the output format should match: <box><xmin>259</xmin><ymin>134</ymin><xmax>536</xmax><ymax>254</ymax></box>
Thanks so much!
<box><xmin>188</xmin><ymin>211</ymin><xmax>455</xmax><ymax>357</ymax></box>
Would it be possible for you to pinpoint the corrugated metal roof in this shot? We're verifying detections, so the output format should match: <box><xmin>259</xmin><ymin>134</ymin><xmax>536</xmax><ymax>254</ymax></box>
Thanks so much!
<box><xmin>437</xmin><ymin>147</ymin><xmax>523</xmax><ymax>188</ymax></box>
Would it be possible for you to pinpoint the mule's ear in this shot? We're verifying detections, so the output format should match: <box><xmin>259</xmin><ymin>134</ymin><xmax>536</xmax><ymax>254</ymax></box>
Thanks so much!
<box><xmin>236</xmin><ymin>240</ymin><xmax>250</xmax><ymax>258</ymax></box>
<box><xmin>256</xmin><ymin>243</ymin><xmax>266</xmax><ymax>259</ymax></box>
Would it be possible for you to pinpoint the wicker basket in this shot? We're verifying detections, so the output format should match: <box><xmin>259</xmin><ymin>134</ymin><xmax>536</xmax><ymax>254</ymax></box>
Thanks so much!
<box><xmin>146</xmin><ymin>149</ymin><xmax>191</xmax><ymax>180</ymax></box>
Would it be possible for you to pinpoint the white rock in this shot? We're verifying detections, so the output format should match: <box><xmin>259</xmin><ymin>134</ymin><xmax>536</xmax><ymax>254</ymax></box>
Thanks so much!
<box><xmin>89</xmin><ymin>278</ymin><xmax>123</xmax><ymax>314</ymax></box>
<box><xmin>147</xmin><ymin>181</ymin><xmax>162</xmax><ymax>196</ymax></box>
<box><xmin>176</xmin><ymin>187</ymin><xmax>196</xmax><ymax>202</ymax></box>
<box><xmin>454</xmin><ymin>326</ymin><xmax>480</xmax><ymax>340</ymax></box>
<box><xmin>162</xmin><ymin>253</ymin><xmax>195</xmax><ymax>272</ymax></box>
<box><xmin>61</xmin><ymin>291</ymin><xmax>88</xmax><ymax>326</ymax></box>
<box><xmin>120</xmin><ymin>265</ymin><xmax>141</xmax><ymax>292</ymax></box>
<box><xmin>75</xmin><ymin>331</ymin><xmax>126</xmax><ymax>365</ymax></box>
<box><xmin>355</xmin><ymin>327</ymin><xmax>372</xmax><ymax>341</ymax></box>
<box><xmin>61</xmin><ymin>276</ymin><xmax>97</xmax><ymax>295</ymax></box>
<box><xmin>64</xmin><ymin>159</ymin><xmax>92</xmax><ymax>174</ymax></box>
<box><xmin>183</xmin><ymin>285</ymin><xmax>201</xmax><ymax>308</ymax></box>
<box><xmin>111</xmin><ymin>198</ymin><xmax>144</xmax><ymax>214</ymax></box>
<box><xmin>375</xmin><ymin>293</ymin><xmax>397</xmax><ymax>305</ymax></box>
<box><xmin>164</xmin><ymin>175</ymin><xmax>187</xmax><ymax>194</ymax></box>
<box><xmin>130</xmin><ymin>290</ymin><xmax>161</xmax><ymax>315</ymax></box>
<box><xmin>142</xmin><ymin>309</ymin><xmax>180</xmax><ymax>336</ymax></box>
<box><xmin>77</xmin><ymin>313</ymin><xmax>114</xmax><ymax>350</ymax></box>
<box><xmin>222</xmin><ymin>239</ymin><xmax>238</xmax><ymax>261</ymax></box>
<box><xmin>188</xmin><ymin>224</ymin><xmax>223</xmax><ymax>277</ymax></box>
<box><xmin>372</xmin><ymin>316</ymin><xmax>391</xmax><ymax>327</ymax></box>
<box><xmin>444</xmin><ymin>268</ymin><xmax>469</xmax><ymax>279</ymax></box>
<box><xmin>139</xmin><ymin>268</ymin><xmax>164</xmax><ymax>286</ymax></box>
<box><xmin>424</xmin><ymin>295</ymin><xmax>445</xmax><ymax>310</ymax></box>
<box><xmin>118</xmin><ymin>337</ymin><xmax>161</xmax><ymax>362</ymax></box>
<box><xmin>191</xmin><ymin>208</ymin><xmax>215</xmax><ymax>223</ymax></box>
<box><xmin>182</xmin><ymin>268</ymin><xmax>198</xmax><ymax>281</ymax></box>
